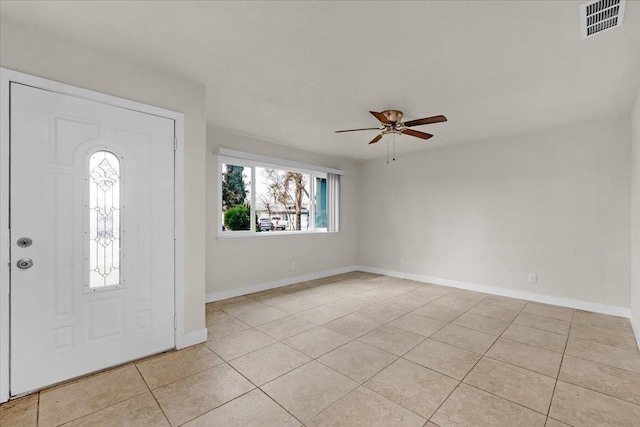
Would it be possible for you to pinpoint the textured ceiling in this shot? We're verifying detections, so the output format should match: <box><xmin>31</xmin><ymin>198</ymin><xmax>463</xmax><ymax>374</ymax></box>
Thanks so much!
<box><xmin>1</xmin><ymin>1</ymin><xmax>639</xmax><ymax>160</ymax></box>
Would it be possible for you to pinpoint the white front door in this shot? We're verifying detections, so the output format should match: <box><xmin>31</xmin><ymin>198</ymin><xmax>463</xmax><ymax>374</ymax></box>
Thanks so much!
<box><xmin>10</xmin><ymin>83</ymin><xmax>175</xmax><ymax>395</ymax></box>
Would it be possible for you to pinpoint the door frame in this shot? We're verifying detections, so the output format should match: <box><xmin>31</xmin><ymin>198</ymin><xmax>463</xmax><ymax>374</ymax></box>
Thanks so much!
<box><xmin>0</xmin><ymin>68</ymin><xmax>187</xmax><ymax>403</ymax></box>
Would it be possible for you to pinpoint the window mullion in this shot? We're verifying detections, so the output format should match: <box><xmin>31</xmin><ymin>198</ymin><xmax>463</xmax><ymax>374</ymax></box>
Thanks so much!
<box><xmin>308</xmin><ymin>176</ymin><xmax>313</xmax><ymax>231</ymax></box>
<box><xmin>250</xmin><ymin>166</ymin><xmax>256</xmax><ymax>233</ymax></box>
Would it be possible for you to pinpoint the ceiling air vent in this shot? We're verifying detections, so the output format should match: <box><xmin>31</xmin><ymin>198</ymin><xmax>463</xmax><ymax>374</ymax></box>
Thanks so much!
<box><xmin>580</xmin><ymin>0</ymin><xmax>626</xmax><ymax>39</ymax></box>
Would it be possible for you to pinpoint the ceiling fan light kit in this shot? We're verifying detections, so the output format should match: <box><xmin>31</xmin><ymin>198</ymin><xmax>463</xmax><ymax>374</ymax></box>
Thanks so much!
<box><xmin>335</xmin><ymin>109</ymin><xmax>447</xmax><ymax>162</ymax></box>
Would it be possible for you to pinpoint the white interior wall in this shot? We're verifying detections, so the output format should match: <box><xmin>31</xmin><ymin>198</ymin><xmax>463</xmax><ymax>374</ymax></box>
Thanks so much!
<box><xmin>0</xmin><ymin>20</ymin><xmax>208</xmax><ymax>336</ymax></box>
<box><xmin>631</xmin><ymin>87</ymin><xmax>640</xmax><ymax>341</ymax></box>
<box><xmin>206</xmin><ymin>127</ymin><xmax>359</xmax><ymax>299</ymax></box>
<box><xmin>358</xmin><ymin>117</ymin><xmax>632</xmax><ymax>311</ymax></box>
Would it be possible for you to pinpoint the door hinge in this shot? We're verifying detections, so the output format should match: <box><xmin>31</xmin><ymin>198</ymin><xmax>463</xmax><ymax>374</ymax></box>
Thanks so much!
<box><xmin>174</xmin><ymin>316</ymin><xmax>177</xmax><ymax>329</ymax></box>
<box><xmin>174</xmin><ymin>227</ymin><xmax>177</xmax><ymax>240</ymax></box>
<box><xmin>173</xmin><ymin>137</ymin><xmax>177</xmax><ymax>151</ymax></box>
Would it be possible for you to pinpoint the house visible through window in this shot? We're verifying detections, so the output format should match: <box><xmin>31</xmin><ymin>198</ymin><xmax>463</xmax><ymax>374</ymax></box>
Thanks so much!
<box><xmin>218</xmin><ymin>149</ymin><xmax>341</xmax><ymax>236</ymax></box>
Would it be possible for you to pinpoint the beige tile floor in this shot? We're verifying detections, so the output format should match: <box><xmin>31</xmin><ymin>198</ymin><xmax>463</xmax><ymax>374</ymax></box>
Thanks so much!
<box><xmin>2</xmin><ymin>271</ymin><xmax>640</xmax><ymax>426</ymax></box>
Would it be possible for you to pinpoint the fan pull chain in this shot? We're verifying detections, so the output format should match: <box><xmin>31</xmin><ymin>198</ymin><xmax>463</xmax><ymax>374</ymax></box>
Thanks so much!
<box><xmin>393</xmin><ymin>133</ymin><xmax>396</xmax><ymax>161</ymax></box>
<box><xmin>386</xmin><ymin>137</ymin><xmax>389</xmax><ymax>164</ymax></box>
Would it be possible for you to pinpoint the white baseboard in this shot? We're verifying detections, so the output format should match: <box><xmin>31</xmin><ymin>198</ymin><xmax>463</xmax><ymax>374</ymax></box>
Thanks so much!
<box><xmin>356</xmin><ymin>265</ymin><xmax>632</xmax><ymax>319</ymax></box>
<box><xmin>176</xmin><ymin>328</ymin><xmax>208</xmax><ymax>350</ymax></box>
<box><xmin>631</xmin><ymin>314</ymin><xmax>640</xmax><ymax>351</ymax></box>
<box><xmin>206</xmin><ymin>266</ymin><xmax>358</xmax><ymax>303</ymax></box>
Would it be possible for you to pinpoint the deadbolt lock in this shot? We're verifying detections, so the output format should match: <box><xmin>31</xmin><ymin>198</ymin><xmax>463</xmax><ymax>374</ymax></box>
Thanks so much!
<box><xmin>17</xmin><ymin>237</ymin><xmax>32</xmax><ymax>248</ymax></box>
<box><xmin>16</xmin><ymin>258</ymin><xmax>33</xmax><ymax>269</ymax></box>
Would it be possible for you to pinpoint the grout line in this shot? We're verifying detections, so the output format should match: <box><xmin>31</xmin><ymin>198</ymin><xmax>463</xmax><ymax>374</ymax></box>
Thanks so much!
<box><xmin>546</xmin><ymin>416</ymin><xmax>576</xmax><ymax>427</ymax></box>
<box><xmin>567</xmin><ymin>324</ymin><xmax>638</xmax><ymax>350</ymax></box>
<box><xmin>314</xmin><ymin>351</ymin><xmax>399</xmax><ymax>386</ymax></box>
<box><xmin>482</xmin><ymin>351</ymin><xmax>559</xmax><ymax>380</ymax></box>
<box><xmin>134</xmin><ymin>351</ymin><xmax>226</xmax><ymax>392</ymax></box>
<box><xmin>134</xmin><ymin>363</ymin><xmax>172</xmax><ymax>427</ymax></box>
<box><xmin>175</xmin><ymin>383</ymin><xmax>258</xmax><ymax>426</ymax></box>
<box><xmin>513</xmin><ymin>321</ymin><xmax>571</xmax><ymax>336</ymax></box>
<box><xmin>223</xmin><ymin>360</ymin><xmax>308</xmax><ymax>425</ymax></box>
<box><xmin>508</xmin><ymin>321</ymin><xmax>570</xmax><ymax>339</ymax></box>
<box><xmin>553</xmin><ymin>376</ymin><xmax>640</xmax><ymax>409</ymax></box>
<box><xmin>560</xmin><ymin>347</ymin><xmax>640</xmax><ymax>376</ymax></box>
<box><xmin>490</xmin><ymin>332</ymin><xmax>564</xmax><ymax>352</ymax></box>
<box><xmin>46</xmin><ymin>389</ymin><xmax>150</xmax><ymax>425</ymax></box>
<box><xmin>259</xmin><ymin>386</ymin><xmax>307</xmax><ymax>426</ymax></box>
<box><xmin>463</xmin><ymin>381</ymin><xmax>553</xmax><ymax>417</ymax></box>
<box><xmin>36</xmin><ymin>392</ymin><xmax>40</xmax><ymax>427</ymax></box>
<box><xmin>133</xmin><ymin>361</ymin><xmax>154</xmax><ymax>392</ymax></box>
<box><xmin>546</xmin><ymin>309</ymin><xmax>574</xmax><ymax>417</ymax></box>
<box><xmin>312</xmin><ymin>385</ymin><xmax>431</xmax><ymax>425</ymax></box>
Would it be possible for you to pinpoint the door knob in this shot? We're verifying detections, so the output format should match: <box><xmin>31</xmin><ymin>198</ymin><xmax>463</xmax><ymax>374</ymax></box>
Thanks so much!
<box><xmin>16</xmin><ymin>258</ymin><xmax>33</xmax><ymax>269</ymax></box>
<box><xmin>17</xmin><ymin>237</ymin><xmax>33</xmax><ymax>248</ymax></box>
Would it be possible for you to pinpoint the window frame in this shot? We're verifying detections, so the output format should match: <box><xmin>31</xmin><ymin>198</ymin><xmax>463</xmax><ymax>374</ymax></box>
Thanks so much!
<box><xmin>217</xmin><ymin>148</ymin><xmax>342</xmax><ymax>239</ymax></box>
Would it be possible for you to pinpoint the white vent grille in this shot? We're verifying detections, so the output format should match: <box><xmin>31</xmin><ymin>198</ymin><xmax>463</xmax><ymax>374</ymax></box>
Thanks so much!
<box><xmin>580</xmin><ymin>0</ymin><xmax>626</xmax><ymax>39</ymax></box>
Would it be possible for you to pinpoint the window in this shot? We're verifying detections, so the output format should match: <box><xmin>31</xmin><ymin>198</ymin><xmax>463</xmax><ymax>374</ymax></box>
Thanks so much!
<box><xmin>315</xmin><ymin>177</ymin><xmax>327</xmax><ymax>230</ymax></box>
<box><xmin>218</xmin><ymin>149</ymin><xmax>342</xmax><ymax>236</ymax></box>
<box><xmin>221</xmin><ymin>163</ymin><xmax>252</xmax><ymax>231</ymax></box>
<box><xmin>87</xmin><ymin>150</ymin><xmax>121</xmax><ymax>289</ymax></box>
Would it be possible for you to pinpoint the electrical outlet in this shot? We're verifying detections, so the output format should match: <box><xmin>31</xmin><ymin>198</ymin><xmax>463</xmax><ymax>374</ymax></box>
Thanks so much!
<box><xmin>528</xmin><ymin>273</ymin><xmax>537</xmax><ymax>284</ymax></box>
<box><xmin>290</xmin><ymin>261</ymin><xmax>296</xmax><ymax>270</ymax></box>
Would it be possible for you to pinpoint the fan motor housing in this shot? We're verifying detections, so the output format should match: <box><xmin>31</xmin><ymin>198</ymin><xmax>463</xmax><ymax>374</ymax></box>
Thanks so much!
<box><xmin>382</xmin><ymin>110</ymin><xmax>403</xmax><ymax>123</ymax></box>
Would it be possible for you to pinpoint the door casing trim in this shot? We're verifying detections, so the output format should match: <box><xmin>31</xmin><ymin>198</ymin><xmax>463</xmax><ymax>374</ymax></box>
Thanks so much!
<box><xmin>0</xmin><ymin>68</ymin><xmax>187</xmax><ymax>403</ymax></box>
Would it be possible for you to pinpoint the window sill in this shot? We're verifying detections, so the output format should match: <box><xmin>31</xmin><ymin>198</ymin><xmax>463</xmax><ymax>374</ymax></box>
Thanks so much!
<box><xmin>216</xmin><ymin>230</ymin><xmax>338</xmax><ymax>241</ymax></box>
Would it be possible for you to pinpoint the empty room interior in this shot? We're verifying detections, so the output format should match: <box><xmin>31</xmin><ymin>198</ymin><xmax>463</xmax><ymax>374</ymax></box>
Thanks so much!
<box><xmin>1</xmin><ymin>1</ymin><xmax>640</xmax><ymax>426</ymax></box>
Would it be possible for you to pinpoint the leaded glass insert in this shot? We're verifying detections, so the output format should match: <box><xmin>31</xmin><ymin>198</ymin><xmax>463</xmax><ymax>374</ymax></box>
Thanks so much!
<box><xmin>88</xmin><ymin>151</ymin><xmax>121</xmax><ymax>288</ymax></box>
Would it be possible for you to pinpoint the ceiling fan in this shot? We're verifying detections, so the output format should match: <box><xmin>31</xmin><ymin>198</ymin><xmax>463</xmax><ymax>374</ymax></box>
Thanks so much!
<box><xmin>335</xmin><ymin>110</ymin><xmax>447</xmax><ymax>145</ymax></box>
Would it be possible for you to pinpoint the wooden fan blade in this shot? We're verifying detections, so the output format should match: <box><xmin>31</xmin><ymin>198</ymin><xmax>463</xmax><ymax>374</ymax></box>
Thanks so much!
<box><xmin>335</xmin><ymin>127</ymin><xmax>381</xmax><ymax>133</ymax></box>
<box><xmin>370</xmin><ymin>111</ymin><xmax>391</xmax><ymax>124</ymax></box>
<box><xmin>401</xmin><ymin>128</ymin><xmax>433</xmax><ymax>140</ymax></box>
<box><xmin>403</xmin><ymin>115</ymin><xmax>448</xmax><ymax>127</ymax></box>
<box><xmin>368</xmin><ymin>134</ymin><xmax>383</xmax><ymax>145</ymax></box>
